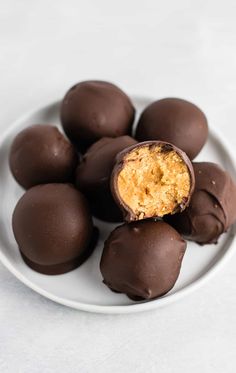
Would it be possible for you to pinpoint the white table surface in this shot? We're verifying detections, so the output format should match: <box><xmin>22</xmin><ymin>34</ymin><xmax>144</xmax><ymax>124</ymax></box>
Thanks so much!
<box><xmin>0</xmin><ymin>1</ymin><xmax>236</xmax><ymax>372</ymax></box>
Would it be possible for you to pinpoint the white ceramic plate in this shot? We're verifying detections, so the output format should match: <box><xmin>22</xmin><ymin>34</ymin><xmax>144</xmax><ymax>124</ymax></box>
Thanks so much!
<box><xmin>0</xmin><ymin>96</ymin><xmax>236</xmax><ymax>314</ymax></box>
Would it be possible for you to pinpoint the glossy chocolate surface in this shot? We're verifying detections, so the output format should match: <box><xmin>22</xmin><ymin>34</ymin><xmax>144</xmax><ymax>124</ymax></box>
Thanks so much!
<box><xmin>166</xmin><ymin>162</ymin><xmax>236</xmax><ymax>244</ymax></box>
<box><xmin>12</xmin><ymin>184</ymin><xmax>98</xmax><ymax>274</ymax></box>
<box><xmin>61</xmin><ymin>80</ymin><xmax>135</xmax><ymax>153</ymax></box>
<box><xmin>9</xmin><ymin>124</ymin><xmax>78</xmax><ymax>189</ymax></box>
<box><xmin>135</xmin><ymin>98</ymin><xmax>208</xmax><ymax>160</ymax></box>
<box><xmin>100</xmin><ymin>220</ymin><xmax>186</xmax><ymax>300</ymax></box>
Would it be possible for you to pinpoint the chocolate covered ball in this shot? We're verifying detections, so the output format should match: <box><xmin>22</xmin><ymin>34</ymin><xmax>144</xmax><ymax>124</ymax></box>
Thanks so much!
<box><xmin>100</xmin><ymin>220</ymin><xmax>186</xmax><ymax>301</ymax></box>
<box><xmin>60</xmin><ymin>80</ymin><xmax>135</xmax><ymax>153</ymax></box>
<box><xmin>9</xmin><ymin>124</ymin><xmax>78</xmax><ymax>189</ymax></box>
<box><xmin>111</xmin><ymin>141</ymin><xmax>195</xmax><ymax>222</ymax></box>
<box><xmin>135</xmin><ymin>98</ymin><xmax>208</xmax><ymax>160</ymax></box>
<box><xmin>76</xmin><ymin>136</ymin><xmax>137</xmax><ymax>222</ymax></box>
<box><xmin>166</xmin><ymin>162</ymin><xmax>236</xmax><ymax>244</ymax></box>
<box><xmin>12</xmin><ymin>184</ymin><xmax>98</xmax><ymax>275</ymax></box>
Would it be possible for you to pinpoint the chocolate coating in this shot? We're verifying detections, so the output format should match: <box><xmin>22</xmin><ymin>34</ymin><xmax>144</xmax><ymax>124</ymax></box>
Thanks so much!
<box><xmin>12</xmin><ymin>184</ymin><xmax>98</xmax><ymax>275</ymax></box>
<box><xmin>100</xmin><ymin>220</ymin><xmax>186</xmax><ymax>301</ymax></box>
<box><xmin>60</xmin><ymin>81</ymin><xmax>135</xmax><ymax>153</ymax></box>
<box><xmin>9</xmin><ymin>124</ymin><xmax>78</xmax><ymax>189</ymax></box>
<box><xmin>111</xmin><ymin>141</ymin><xmax>195</xmax><ymax>222</ymax></box>
<box><xmin>166</xmin><ymin>162</ymin><xmax>236</xmax><ymax>244</ymax></box>
<box><xmin>135</xmin><ymin>98</ymin><xmax>208</xmax><ymax>160</ymax></box>
<box><xmin>76</xmin><ymin>136</ymin><xmax>137</xmax><ymax>222</ymax></box>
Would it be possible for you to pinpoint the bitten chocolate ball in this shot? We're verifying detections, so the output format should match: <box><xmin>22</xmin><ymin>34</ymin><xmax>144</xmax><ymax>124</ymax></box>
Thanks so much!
<box><xmin>111</xmin><ymin>141</ymin><xmax>195</xmax><ymax>222</ymax></box>
<box><xmin>76</xmin><ymin>136</ymin><xmax>137</xmax><ymax>222</ymax></box>
<box><xmin>60</xmin><ymin>80</ymin><xmax>135</xmax><ymax>153</ymax></box>
<box><xmin>166</xmin><ymin>162</ymin><xmax>236</xmax><ymax>244</ymax></box>
<box><xmin>9</xmin><ymin>124</ymin><xmax>78</xmax><ymax>189</ymax></box>
<box><xmin>12</xmin><ymin>184</ymin><xmax>98</xmax><ymax>275</ymax></box>
<box><xmin>135</xmin><ymin>98</ymin><xmax>208</xmax><ymax>160</ymax></box>
<box><xmin>100</xmin><ymin>220</ymin><xmax>186</xmax><ymax>301</ymax></box>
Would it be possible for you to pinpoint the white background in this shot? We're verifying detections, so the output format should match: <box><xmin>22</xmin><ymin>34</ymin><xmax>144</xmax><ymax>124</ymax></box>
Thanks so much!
<box><xmin>1</xmin><ymin>1</ymin><xmax>236</xmax><ymax>372</ymax></box>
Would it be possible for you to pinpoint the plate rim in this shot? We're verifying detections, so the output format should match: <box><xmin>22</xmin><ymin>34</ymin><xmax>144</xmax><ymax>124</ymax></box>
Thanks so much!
<box><xmin>0</xmin><ymin>97</ymin><xmax>236</xmax><ymax>314</ymax></box>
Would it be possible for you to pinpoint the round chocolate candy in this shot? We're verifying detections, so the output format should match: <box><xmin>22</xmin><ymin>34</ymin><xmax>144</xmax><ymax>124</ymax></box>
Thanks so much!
<box><xmin>135</xmin><ymin>98</ymin><xmax>208</xmax><ymax>160</ymax></box>
<box><xmin>12</xmin><ymin>184</ymin><xmax>98</xmax><ymax>275</ymax></box>
<box><xmin>111</xmin><ymin>141</ymin><xmax>195</xmax><ymax>222</ymax></box>
<box><xmin>60</xmin><ymin>80</ymin><xmax>135</xmax><ymax>153</ymax></box>
<box><xmin>76</xmin><ymin>136</ymin><xmax>137</xmax><ymax>222</ymax></box>
<box><xmin>165</xmin><ymin>162</ymin><xmax>236</xmax><ymax>244</ymax></box>
<box><xmin>100</xmin><ymin>220</ymin><xmax>186</xmax><ymax>301</ymax></box>
<box><xmin>9</xmin><ymin>124</ymin><xmax>78</xmax><ymax>189</ymax></box>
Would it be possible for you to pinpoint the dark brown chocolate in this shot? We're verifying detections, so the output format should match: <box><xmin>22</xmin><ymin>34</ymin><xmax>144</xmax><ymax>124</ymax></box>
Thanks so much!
<box><xmin>9</xmin><ymin>124</ymin><xmax>78</xmax><ymax>189</ymax></box>
<box><xmin>100</xmin><ymin>220</ymin><xmax>186</xmax><ymax>301</ymax></box>
<box><xmin>135</xmin><ymin>98</ymin><xmax>208</xmax><ymax>160</ymax></box>
<box><xmin>60</xmin><ymin>81</ymin><xmax>135</xmax><ymax>153</ymax></box>
<box><xmin>76</xmin><ymin>136</ymin><xmax>137</xmax><ymax>222</ymax></box>
<box><xmin>111</xmin><ymin>141</ymin><xmax>195</xmax><ymax>222</ymax></box>
<box><xmin>12</xmin><ymin>184</ymin><xmax>98</xmax><ymax>275</ymax></box>
<box><xmin>165</xmin><ymin>162</ymin><xmax>236</xmax><ymax>244</ymax></box>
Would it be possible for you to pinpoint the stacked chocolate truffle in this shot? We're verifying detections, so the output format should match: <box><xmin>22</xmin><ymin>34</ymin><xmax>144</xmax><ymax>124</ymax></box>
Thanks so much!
<box><xmin>10</xmin><ymin>124</ymin><xmax>98</xmax><ymax>275</ymax></box>
<box><xmin>9</xmin><ymin>80</ymin><xmax>236</xmax><ymax>303</ymax></box>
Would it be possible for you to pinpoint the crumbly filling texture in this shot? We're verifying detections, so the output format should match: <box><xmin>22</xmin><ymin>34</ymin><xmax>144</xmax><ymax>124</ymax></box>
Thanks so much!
<box><xmin>117</xmin><ymin>145</ymin><xmax>191</xmax><ymax>219</ymax></box>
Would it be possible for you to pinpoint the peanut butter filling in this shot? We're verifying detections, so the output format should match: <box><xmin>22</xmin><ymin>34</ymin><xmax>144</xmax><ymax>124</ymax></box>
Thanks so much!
<box><xmin>117</xmin><ymin>145</ymin><xmax>191</xmax><ymax>219</ymax></box>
